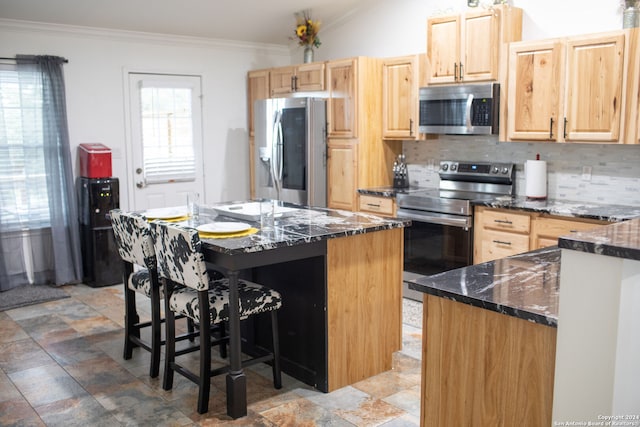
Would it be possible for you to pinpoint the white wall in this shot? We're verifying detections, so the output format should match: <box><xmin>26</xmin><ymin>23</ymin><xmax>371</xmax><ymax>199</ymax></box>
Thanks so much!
<box><xmin>0</xmin><ymin>20</ymin><xmax>290</xmax><ymax>210</ymax></box>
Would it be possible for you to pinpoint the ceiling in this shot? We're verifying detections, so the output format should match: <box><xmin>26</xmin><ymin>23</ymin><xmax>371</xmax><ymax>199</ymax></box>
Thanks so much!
<box><xmin>0</xmin><ymin>0</ymin><xmax>377</xmax><ymax>46</ymax></box>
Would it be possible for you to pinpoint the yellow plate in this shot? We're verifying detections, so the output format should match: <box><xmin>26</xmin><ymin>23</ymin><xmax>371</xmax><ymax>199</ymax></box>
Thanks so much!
<box><xmin>199</xmin><ymin>227</ymin><xmax>258</xmax><ymax>239</ymax></box>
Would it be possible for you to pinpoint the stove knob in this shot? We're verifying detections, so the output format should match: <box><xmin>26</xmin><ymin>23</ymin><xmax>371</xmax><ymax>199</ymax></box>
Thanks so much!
<box><xmin>450</xmin><ymin>164</ymin><xmax>457</xmax><ymax>171</ymax></box>
<box><xmin>441</xmin><ymin>163</ymin><xmax>449</xmax><ymax>171</ymax></box>
<box><xmin>501</xmin><ymin>167</ymin><xmax>509</xmax><ymax>174</ymax></box>
<box><xmin>492</xmin><ymin>166</ymin><xmax>499</xmax><ymax>174</ymax></box>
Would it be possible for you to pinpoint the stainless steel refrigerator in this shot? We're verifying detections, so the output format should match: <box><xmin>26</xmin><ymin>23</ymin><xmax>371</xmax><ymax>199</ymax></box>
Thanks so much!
<box><xmin>254</xmin><ymin>97</ymin><xmax>327</xmax><ymax>207</ymax></box>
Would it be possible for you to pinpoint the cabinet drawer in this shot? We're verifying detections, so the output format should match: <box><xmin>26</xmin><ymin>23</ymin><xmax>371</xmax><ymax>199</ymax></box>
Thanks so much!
<box><xmin>480</xmin><ymin>229</ymin><xmax>530</xmax><ymax>262</ymax></box>
<box><xmin>480</xmin><ymin>209</ymin><xmax>531</xmax><ymax>233</ymax></box>
<box><xmin>359</xmin><ymin>195</ymin><xmax>395</xmax><ymax>216</ymax></box>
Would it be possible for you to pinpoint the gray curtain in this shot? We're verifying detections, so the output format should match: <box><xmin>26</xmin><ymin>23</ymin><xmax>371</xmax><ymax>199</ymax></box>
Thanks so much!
<box><xmin>0</xmin><ymin>55</ymin><xmax>82</xmax><ymax>290</ymax></box>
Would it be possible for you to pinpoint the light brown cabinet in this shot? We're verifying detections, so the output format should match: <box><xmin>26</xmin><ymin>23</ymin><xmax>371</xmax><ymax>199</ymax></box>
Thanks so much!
<box><xmin>269</xmin><ymin>62</ymin><xmax>325</xmax><ymax>96</ymax></box>
<box><xmin>426</xmin><ymin>5</ymin><xmax>522</xmax><ymax>85</ymax></box>
<box><xmin>381</xmin><ymin>55</ymin><xmax>419</xmax><ymax>140</ymax></box>
<box><xmin>358</xmin><ymin>194</ymin><xmax>396</xmax><ymax>217</ymax></box>
<box><xmin>507</xmin><ymin>31</ymin><xmax>626</xmax><ymax>143</ymax></box>
<box><xmin>530</xmin><ymin>216</ymin><xmax>607</xmax><ymax>250</ymax></box>
<box><xmin>326</xmin><ymin>58</ymin><xmax>358</xmax><ymax>138</ymax></box>
<box><xmin>474</xmin><ymin>206</ymin><xmax>609</xmax><ymax>263</ymax></box>
<box><xmin>327</xmin><ymin>140</ymin><xmax>357</xmax><ymax>210</ymax></box>
<box><xmin>247</xmin><ymin>69</ymin><xmax>270</xmax><ymax>137</ymax></box>
<box><xmin>421</xmin><ymin>294</ymin><xmax>556</xmax><ymax>427</ymax></box>
<box><xmin>474</xmin><ymin>207</ymin><xmax>531</xmax><ymax>263</ymax></box>
<box><xmin>325</xmin><ymin>57</ymin><xmax>401</xmax><ymax>211</ymax></box>
<box><xmin>247</xmin><ymin>69</ymin><xmax>270</xmax><ymax>199</ymax></box>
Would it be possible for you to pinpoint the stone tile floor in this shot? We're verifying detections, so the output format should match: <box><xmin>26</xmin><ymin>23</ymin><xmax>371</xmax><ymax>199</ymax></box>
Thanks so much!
<box><xmin>0</xmin><ymin>283</ymin><xmax>423</xmax><ymax>426</ymax></box>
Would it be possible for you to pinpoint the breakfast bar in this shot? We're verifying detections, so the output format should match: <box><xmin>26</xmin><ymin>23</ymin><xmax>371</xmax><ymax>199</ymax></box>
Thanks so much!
<box><xmin>194</xmin><ymin>202</ymin><xmax>408</xmax><ymax>418</ymax></box>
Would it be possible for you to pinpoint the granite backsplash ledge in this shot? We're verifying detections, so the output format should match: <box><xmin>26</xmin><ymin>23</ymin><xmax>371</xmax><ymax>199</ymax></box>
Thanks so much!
<box><xmin>403</xmin><ymin>136</ymin><xmax>640</xmax><ymax>207</ymax></box>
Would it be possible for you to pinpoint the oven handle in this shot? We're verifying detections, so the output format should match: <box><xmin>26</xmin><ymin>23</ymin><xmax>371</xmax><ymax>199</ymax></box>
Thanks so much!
<box><xmin>396</xmin><ymin>209</ymin><xmax>472</xmax><ymax>230</ymax></box>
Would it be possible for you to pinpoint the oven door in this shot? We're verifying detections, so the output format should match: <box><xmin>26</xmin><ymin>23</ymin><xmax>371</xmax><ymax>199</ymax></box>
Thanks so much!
<box><xmin>397</xmin><ymin>208</ymin><xmax>473</xmax><ymax>301</ymax></box>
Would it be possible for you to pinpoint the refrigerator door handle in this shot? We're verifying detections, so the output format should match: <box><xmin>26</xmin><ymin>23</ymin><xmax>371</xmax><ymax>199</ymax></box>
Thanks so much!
<box><xmin>271</xmin><ymin>110</ymin><xmax>283</xmax><ymax>197</ymax></box>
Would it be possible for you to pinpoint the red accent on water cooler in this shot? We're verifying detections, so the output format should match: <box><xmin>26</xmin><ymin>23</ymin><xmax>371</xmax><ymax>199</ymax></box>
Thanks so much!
<box><xmin>78</xmin><ymin>143</ymin><xmax>112</xmax><ymax>178</ymax></box>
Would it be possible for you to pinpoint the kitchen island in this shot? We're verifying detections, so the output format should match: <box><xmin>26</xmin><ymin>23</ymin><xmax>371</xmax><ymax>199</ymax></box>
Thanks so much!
<box><xmin>194</xmin><ymin>202</ymin><xmax>408</xmax><ymax>418</ymax></box>
<box><xmin>408</xmin><ymin>247</ymin><xmax>560</xmax><ymax>426</ymax></box>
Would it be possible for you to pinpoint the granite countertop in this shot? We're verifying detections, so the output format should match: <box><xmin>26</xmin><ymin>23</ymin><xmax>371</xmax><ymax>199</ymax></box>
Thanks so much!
<box><xmin>192</xmin><ymin>202</ymin><xmax>410</xmax><ymax>255</ymax></box>
<box><xmin>358</xmin><ymin>186</ymin><xmax>640</xmax><ymax>222</ymax></box>
<box><xmin>558</xmin><ymin>217</ymin><xmax>640</xmax><ymax>261</ymax></box>
<box><xmin>476</xmin><ymin>196</ymin><xmax>640</xmax><ymax>222</ymax></box>
<box><xmin>408</xmin><ymin>247</ymin><xmax>561</xmax><ymax>327</ymax></box>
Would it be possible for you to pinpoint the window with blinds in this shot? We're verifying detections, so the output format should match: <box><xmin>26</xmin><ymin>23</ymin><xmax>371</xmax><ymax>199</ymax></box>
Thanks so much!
<box><xmin>137</xmin><ymin>82</ymin><xmax>197</xmax><ymax>184</ymax></box>
<box><xmin>0</xmin><ymin>65</ymin><xmax>51</xmax><ymax>230</ymax></box>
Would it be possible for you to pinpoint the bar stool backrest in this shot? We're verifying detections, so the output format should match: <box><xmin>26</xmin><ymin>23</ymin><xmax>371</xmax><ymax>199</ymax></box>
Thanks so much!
<box><xmin>150</xmin><ymin>220</ymin><xmax>211</xmax><ymax>291</ymax></box>
<box><xmin>110</xmin><ymin>209</ymin><xmax>156</xmax><ymax>270</ymax></box>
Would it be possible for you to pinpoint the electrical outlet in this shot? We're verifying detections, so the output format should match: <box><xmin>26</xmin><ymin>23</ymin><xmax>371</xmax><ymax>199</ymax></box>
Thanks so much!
<box><xmin>581</xmin><ymin>166</ymin><xmax>592</xmax><ymax>181</ymax></box>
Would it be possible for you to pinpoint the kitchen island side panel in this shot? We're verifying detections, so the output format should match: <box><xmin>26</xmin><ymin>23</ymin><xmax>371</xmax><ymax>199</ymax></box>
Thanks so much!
<box><xmin>421</xmin><ymin>294</ymin><xmax>557</xmax><ymax>427</ymax></box>
<box><xmin>326</xmin><ymin>227</ymin><xmax>403</xmax><ymax>391</ymax></box>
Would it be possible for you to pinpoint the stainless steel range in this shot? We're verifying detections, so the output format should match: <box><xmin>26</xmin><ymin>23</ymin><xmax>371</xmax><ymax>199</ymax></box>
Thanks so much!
<box><xmin>397</xmin><ymin>160</ymin><xmax>515</xmax><ymax>301</ymax></box>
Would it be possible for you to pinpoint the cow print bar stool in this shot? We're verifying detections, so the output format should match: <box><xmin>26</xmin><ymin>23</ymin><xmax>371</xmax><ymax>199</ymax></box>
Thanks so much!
<box><xmin>150</xmin><ymin>220</ymin><xmax>282</xmax><ymax>414</ymax></box>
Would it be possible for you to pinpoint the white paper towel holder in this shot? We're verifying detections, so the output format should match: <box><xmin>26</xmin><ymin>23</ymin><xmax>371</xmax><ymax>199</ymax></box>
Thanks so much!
<box><xmin>525</xmin><ymin>155</ymin><xmax>548</xmax><ymax>200</ymax></box>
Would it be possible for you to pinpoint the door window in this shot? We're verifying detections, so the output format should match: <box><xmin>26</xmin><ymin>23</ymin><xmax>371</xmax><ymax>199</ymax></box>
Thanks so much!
<box><xmin>127</xmin><ymin>73</ymin><xmax>204</xmax><ymax>210</ymax></box>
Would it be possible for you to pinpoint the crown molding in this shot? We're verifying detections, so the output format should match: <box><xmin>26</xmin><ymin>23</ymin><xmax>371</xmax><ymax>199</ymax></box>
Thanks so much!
<box><xmin>0</xmin><ymin>18</ymin><xmax>290</xmax><ymax>55</ymax></box>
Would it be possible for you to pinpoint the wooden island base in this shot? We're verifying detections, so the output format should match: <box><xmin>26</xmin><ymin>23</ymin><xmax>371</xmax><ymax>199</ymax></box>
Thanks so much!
<box><xmin>421</xmin><ymin>295</ymin><xmax>557</xmax><ymax>426</ymax></box>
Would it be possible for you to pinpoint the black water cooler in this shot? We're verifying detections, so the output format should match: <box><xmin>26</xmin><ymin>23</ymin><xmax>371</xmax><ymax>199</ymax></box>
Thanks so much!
<box><xmin>78</xmin><ymin>177</ymin><xmax>121</xmax><ymax>287</ymax></box>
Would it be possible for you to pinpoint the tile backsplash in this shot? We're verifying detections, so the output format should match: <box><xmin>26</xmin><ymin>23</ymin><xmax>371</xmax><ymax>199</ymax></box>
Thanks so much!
<box><xmin>403</xmin><ymin>136</ymin><xmax>640</xmax><ymax>207</ymax></box>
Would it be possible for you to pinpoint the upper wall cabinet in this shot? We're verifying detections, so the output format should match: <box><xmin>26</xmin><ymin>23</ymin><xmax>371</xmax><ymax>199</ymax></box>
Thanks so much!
<box><xmin>326</xmin><ymin>58</ymin><xmax>358</xmax><ymax>138</ymax></box>
<box><xmin>269</xmin><ymin>62</ymin><xmax>325</xmax><ymax>96</ymax></box>
<box><xmin>507</xmin><ymin>31</ymin><xmax>626</xmax><ymax>143</ymax></box>
<box><xmin>426</xmin><ymin>5</ymin><xmax>522</xmax><ymax>85</ymax></box>
<box><xmin>382</xmin><ymin>55</ymin><xmax>419</xmax><ymax>140</ymax></box>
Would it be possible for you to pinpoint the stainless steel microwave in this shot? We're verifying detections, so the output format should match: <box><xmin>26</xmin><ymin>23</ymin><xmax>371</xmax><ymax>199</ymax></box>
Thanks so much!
<box><xmin>418</xmin><ymin>83</ymin><xmax>499</xmax><ymax>135</ymax></box>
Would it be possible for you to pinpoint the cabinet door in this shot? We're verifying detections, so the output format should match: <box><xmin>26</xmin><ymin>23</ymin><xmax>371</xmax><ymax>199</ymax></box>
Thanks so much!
<box><xmin>270</xmin><ymin>66</ymin><xmax>296</xmax><ymax>96</ymax></box>
<box><xmin>327</xmin><ymin>59</ymin><xmax>358</xmax><ymax>138</ymax></box>
<box><xmin>296</xmin><ymin>63</ymin><xmax>325</xmax><ymax>92</ymax></box>
<box><xmin>565</xmin><ymin>32</ymin><xmax>625</xmax><ymax>142</ymax></box>
<box><xmin>427</xmin><ymin>14</ymin><xmax>460</xmax><ymax>84</ymax></box>
<box><xmin>382</xmin><ymin>55</ymin><xmax>418</xmax><ymax>139</ymax></box>
<box><xmin>247</xmin><ymin>70</ymin><xmax>270</xmax><ymax>137</ymax></box>
<box><xmin>461</xmin><ymin>9</ymin><xmax>499</xmax><ymax>82</ymax></box>
<box><xmin>327</xmin><ymin>140</ymin><xmax>357</xmax><ymax>210</ymax></box>
<box><xmin>507</xmin><ymin>40</ymin><xmax>565</xmax><ymax>141</ymax></box>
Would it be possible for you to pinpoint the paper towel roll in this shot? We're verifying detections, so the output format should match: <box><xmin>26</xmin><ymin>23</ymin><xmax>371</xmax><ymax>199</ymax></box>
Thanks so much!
<box><xmin>525</xmin><ymin>160</ymin><xmax>547</xmax><ymax>199</ymax></box>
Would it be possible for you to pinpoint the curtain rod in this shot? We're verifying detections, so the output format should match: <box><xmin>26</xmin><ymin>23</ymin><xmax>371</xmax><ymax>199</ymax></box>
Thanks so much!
<box><xmin>0</xmin><ymin>56</ymin><xmax>69</xmax><ymax>63</ymax></box>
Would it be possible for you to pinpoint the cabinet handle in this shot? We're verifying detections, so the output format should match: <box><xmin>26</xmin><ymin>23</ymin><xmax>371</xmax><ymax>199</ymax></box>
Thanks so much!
<box><xmin>409</xmin><ymin>118</ymin><xmax>414</xmax><ymax>136</ymax></box>
<box><xmin>493</xmin><ymin>219</ymin><xmax>513</xmax><ymax>225</ymax></box>
<box><xmin>492</xmin><ymin>240</ymin><xmax>512</xmax><ymax>246</ymax></box>
<box><xmin>563</xmin><ymin>117</ymin><xmax>568</xmax><ymax>139</ymax></box>
<box><xmin>459</xmin><ymin>62</ymin><xmax>464</xmax><ymax>80</ymax></box>
<box><xmin>366</xmin><ymin>203</ymin><xmax>381</xmax><ymax>209</ymax></box>
<box><xmin>549</xmin><ymin>117</ymin><xmax>554</xmax><ymax>139</ymax></box>
<box><xmin>454</xmin><ymin>63</ymin><xmax>458</xmax><ymax>81</ymax></box>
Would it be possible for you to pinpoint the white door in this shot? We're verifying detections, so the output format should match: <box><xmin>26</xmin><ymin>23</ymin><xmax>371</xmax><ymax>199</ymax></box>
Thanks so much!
<box><xmin>127</xmin><ymin>73</ymin><xmax>205</xmax><ymax>211</ymax></box>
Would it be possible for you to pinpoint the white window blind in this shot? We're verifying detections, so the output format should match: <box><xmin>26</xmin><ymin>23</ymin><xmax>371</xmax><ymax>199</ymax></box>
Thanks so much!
<box><xmin>0</xmin><ymin>65</ymin><xmax>51</xmax><ymax>230</ymax></box>
<box><xmin>138</xmin><ymin>82</ymin><xmax>196</xmax><ymax>184</ymax></box>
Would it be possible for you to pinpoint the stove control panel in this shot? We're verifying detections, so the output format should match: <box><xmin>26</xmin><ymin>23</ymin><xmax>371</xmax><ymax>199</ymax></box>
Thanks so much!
<box><xmin>440</xmin><ymin>161</ymin><xmax>513</xmax><ymax>176</ymax></box>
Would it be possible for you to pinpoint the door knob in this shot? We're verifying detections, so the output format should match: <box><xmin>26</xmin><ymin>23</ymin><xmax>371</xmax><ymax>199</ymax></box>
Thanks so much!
<box><xmin>136</xmin><ymin>181</ymin><xmax>145</xmax><ymax>188</ymax></box>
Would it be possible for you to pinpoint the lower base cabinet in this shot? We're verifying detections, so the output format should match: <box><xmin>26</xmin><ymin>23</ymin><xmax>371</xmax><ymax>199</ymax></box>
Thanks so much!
<box><xmin>421</xmin><ymin>295</ymin><xmax>556</xmax><ymax>426</ymax></box>
<box><xmin>474</xmin><ymin>206</ymin><xmax>608</xmax><ymax>264</ymax></box>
